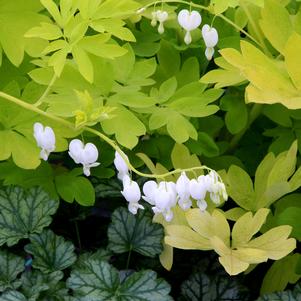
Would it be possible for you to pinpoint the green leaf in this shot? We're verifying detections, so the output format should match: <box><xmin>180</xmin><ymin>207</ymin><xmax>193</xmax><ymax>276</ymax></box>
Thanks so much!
<box><xmin>220</xmin><ymin>94</ymin><xmax>248</xmax><ymax>134</ymax></box>
<box><xmin>108</xmin><ymin>207</ymin><xmax>164</xmax><ymax>257</ymax></box>
<box><xmin>72</xmin><ymin>45</ymin><xmax>94</xmax><ymax>83</ymax></box>
<box><xmin>101</xmin><ymin>106</ymin><xmax>146</xmax><ymax>149</ymax></box>
<box><xmin>257</xmin><ymin>283</ymin><xmax>301</xmax><ymax>300</ymax></box>
<box><xmin>0</xmin><ymin>186</ymin><xmax>58</xmax><ymax>246</ymax></box>
<box><xmin>227</xmin><ymin>165</ymin><xmax>256</xmax><ymax>211</ymax></box>
<box><xmin>0</xmin><ymin>291</ymin><xmax>27</xmax><ymax>301</ymax></box>
<box><xmin>25</xmin><ymin>229</ymin><xmax>77</xmax><ymax>273</ymax></box>
<box><xmin>0</xmin><ymin>251</ymin><xmax>24</xmax><ymax>292</ymax></box>
<box><xmin>180</xmin><ymin>272</ymin><xmax>249</xmax><ymax>301</ymax></box>
<box><xmin>261</xmin><ymin>254</ymin><xmax>301</xmax><ymax>295</ymax></box>
<box><xmin>55</xmin><ymin>169</ymin><xmax>95</xmax><ymax>206</ymax></box>
<box><xmin>260</xmin><ymin>0</ymin><xmax>293</xmax><ymax>54</ymax></box>
<box><xmin>276</xmin><ymin>207</ymin><xmax>301</xmax><ymax>240</ymax></box>
<box><xmin>186</xmin><ymin>133</ymin><xmax>220</xmax><ymax>158</ymax></box>
<box><xmin>20</xmin><ymin>270</ymin><xmax>63</xmax><ymax>300</ymax></box>
<box><xmin>284</xmin><ymin>32</ymin><xmax>301</xmax><ymax>90</ymax></box>
<box><xmin>67</xmin><ymin>259</ymin><xmax>172</xmax><ymax>301</ymax></box>
<box><xmin>25</xmin><ymin>22</ymin><xmax>62</xmax><ymax>40</ymax></box>
<box><xmin>0</xmin><ymin>1</ymin><xmax>46</xmax><ymax>65</ymax></box>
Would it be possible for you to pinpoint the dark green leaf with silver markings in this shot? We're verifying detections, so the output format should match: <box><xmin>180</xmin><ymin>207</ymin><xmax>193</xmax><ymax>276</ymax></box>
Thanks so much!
<box><xmin>25</xmin><ymin>230</ymin><xmax>76</xmax><ymax>273</ymax></box>
<box><xmin>0</xmin><ymin>186</ymin><xmax>58</xmax><ymax>246</ymax></box>
<box><xmin>181</xmin><ymin>273</ymin><xmax>250</xmax><ymax>301</ymax></box>
<box><xmin>0</xmin><ymin>251</ymin><xmax>24</xmax><ymax>292</ymax></box>
<box><xmin>108</xmin><ymin>207</ymin><xmax>164</xmax><ymax>257</ymax></box>
<box><xmin>20</xmin><ymin>270</ymin><xmax>63</xmax><ymax>300</ymax></box>
<box><xmin>67</xmin><ymin>258</ymin><xmax>172</xmax><ymax>301</ymax></box>
<box><xmin>0</xmin><ymin>290</ymin><xmax>27</xmax><ymax>301</ymax></box>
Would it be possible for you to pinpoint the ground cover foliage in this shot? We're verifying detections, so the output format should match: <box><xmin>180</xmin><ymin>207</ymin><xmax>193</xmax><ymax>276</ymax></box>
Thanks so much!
<box><xmin>1</xmin><ymin>0</ymin><xmax>301</xmax><ymax>300</ymax></box>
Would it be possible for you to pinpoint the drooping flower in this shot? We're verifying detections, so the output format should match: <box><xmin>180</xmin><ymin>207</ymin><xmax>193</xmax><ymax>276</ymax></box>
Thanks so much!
<box><xmin>33</xmin><ymin>122</ymin><xmax>56</xmax><ymax>161</ymax></box>
<box><xmin>151</xmin><ymin>10</ymin><xmax>168</xmax><ymax>34</ymax></box>
<box><xmin>202</xmin><ymin>24</ymin><xmax>218</xmax><ymax>60</ymax></box>
<box><xmin>156</xmin><ymin>10</ymin><xmax>168</xmax><ymax>34</ymax></box>
<box><xmin>68</xmin><ymin>139</ymin><xmax>100</xmax><ymax>176</ymax></box>
<box><xmin>121</xmin><ymin>175</ymin><xmax>143</xmax><ymax>214</ymax></box>
<box><xmin>176</xmin><ymin>172</ymin><xmax>192</xmax><ymax>210</ymax></box>
<box><xmin>189</xmin><ymin>176</ymin><xmax>208</xmax><ymax>211</ymax></box>
<box><xmin>114</xmin><ymin>150</ymin><xmax>129</xmax><ymax>181</ymax></box>
<box><xmin>143</xmin><ymin>180</ymin><xmax>177</xmax><ymax>222</ymax></box>
<box><xmin>177</xmin><ymin>9</ymin><xmax>202</xmax><ymax>44</ymax></box>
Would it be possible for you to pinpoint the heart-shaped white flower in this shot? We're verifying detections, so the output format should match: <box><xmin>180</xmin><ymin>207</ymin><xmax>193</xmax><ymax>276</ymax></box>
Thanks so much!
<box><xmin>68</xmin><ymin>139</ymin><xmax>100</xmax><ymax>176</ymax></box>
<box><xmin>33</xmin><ymin>122</ymin><xmax>56</xmax><ymax>161</ymax></box>
<box><xmin>155</xmin><ymin>10</ymin><xmax>169</xmax><ymax>34</ymax></box>
<box><xmin>202</xmin><ymin>24</ymin><xmax>218</xmax><ymax>48</ymax></box>
<box><xmin>114</xmin><ymin>150</ymin><xmax>129</xmax><ymax>180</ymax></box>
<box><xmin>178</xmin><ymin>9</ymin><xmax>202</xmax><ymax>44</ymax></box>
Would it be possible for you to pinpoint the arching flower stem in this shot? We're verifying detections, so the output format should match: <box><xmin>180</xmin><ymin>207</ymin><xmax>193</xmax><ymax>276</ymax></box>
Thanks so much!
<box><xmin>0</xmin><ymin>91</ymin><xmax>223</xmax><ymax>182</ymax></box>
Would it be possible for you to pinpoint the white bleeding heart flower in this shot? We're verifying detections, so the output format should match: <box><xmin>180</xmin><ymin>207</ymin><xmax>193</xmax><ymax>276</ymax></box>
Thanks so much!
<box><xmin>156</xmin><ymin>10</ymin><xmax>168</xmax><ymax>34</ymax></box>
<box><xmin>177</xmin><ymin>9</ymin><xmax>202</xmax><ymax>44</ymax></box>
<box><xmin>189</xmin><ymin>177</ymin><xmax>207</xmax><ymax>201</ymax></box>
<box><xmin>202</xmin><ymin>24</ymin><xmax>218</xmax><ymax>60</ymax></box>
<box><xmin>142</xmin><ymin>180</ymin><xmax>158</xmax><ymax>205</ymax></box>
<box><xmin>33</xmin><ymin>122</ymin><xmax>56</xmax><ymax>161</ymax></box>
<box><xmin>68</xmin><ymin>139</ymin><xmax>100</xmax><ymax>176</ymax></box>
<box><xmin>151</xmin><ymin>11</ymin><xmax>158</xmax><ymax>27</ymax></box>
<box><xmin>176</xmin><ymin>172</ymin><xmax>192</xmax><ymax>210</ymax></box>
<box><xmin>114</xmin><ymin>151</ymin><xmax>129</xmax><ymax>180</ymax></box>
<box><xmin>121</xmin><ymin>175</ymin><xmax>143</xmax><ymax>214</ymax></box>
<box><xmin>202</xmin><ymin>24</ymin><xmax>218</xmax><ymax>48</ymax></box>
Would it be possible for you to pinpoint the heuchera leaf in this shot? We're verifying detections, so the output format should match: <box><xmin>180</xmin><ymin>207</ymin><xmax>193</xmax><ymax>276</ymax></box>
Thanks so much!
<box><xmin>67</xmin><ymin>259</ymin><xmax>172</xmax><ymax>301</ymax></box>
<box><xmin>0</xmin><ymin>186</ymin><xmax>58</xmax><ymax>246</ymax></box>
<box><xmin>180</xmin><ymin>272</ymin><xmax>249</xmax><ymax>301</ymax></box>
<box><xmin>25</xmin><ymin>229</ymin><xmax>77</xmax><ymax>273</ymax></box>
<box><xmin>0</xmin><ymin>250</ymin><xmax>24</xmax><ymax>292</ymax></box>
<box><xmin>108</xmin><ymin>207</ymin><xmax>164</xmax><ymax>257</ymax></box>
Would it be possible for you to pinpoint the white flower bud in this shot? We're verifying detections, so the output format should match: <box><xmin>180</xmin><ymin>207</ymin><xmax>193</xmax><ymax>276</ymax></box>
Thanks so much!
<box><xmin>156</xmin><ymin>10</ymin><xmax>168</xmax><ymax>34</ymax></box>
<box><xmin>151</xmin><ymin>11</ymin><xmax>158</xmax><ymax>27</ymax></box>
<box><xmin>33</xmin><ymin>122</ymin><xmax>56</xmax><ymax>161</ymax></box>
<box><xmin>68</xmin><ymin>139</ymin><xmax>100</xmax><ymax>176</ymax></box>
<box><xmin>176</xmin><ymin>172</ymin><xmax>191</xmax><ymax>210</ymax></box>
<box><xmin>205</xmin><ymin>47</ymin><xmax>215</xmax><ymax>61</ymax></box>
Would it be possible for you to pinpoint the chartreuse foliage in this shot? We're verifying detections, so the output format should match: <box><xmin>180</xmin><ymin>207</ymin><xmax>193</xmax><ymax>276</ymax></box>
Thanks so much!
<box><xmin>165</xmin><ymin>208</ymin><xmax>295</xmax><ymax>275</ymax></box>
<box><xmin>226</xmin><ymin>141</ymin><xmax>301</xmax><ymax>212</ymax></box>
<box><xmin>0</xmin><ymin>186</ymin><xmax>172</xmax><ymax>300</ymax></box>
<box><xmin>202</xmin><ymin>0</ymin><xmax>301</xmax><ymax>110</ymax></box>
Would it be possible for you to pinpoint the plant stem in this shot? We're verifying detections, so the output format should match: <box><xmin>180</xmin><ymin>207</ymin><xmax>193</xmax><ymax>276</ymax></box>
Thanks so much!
<box><xmin>239</xmin><ymin>2</ymin><xmax>270</xmax><ymax>55</ymax></box>
<box><xmin>74</xmin><ymin>220</ymin><xmax>82</xmax><ymax>251</ymax></box>
<box><xmin>229</xmin><ymin>104</ymin><xmax>263</xmax><ymax>152</ymax></box>
<box><xmin>0</xmin><ymin>91</ymin><xmax>222</xmax><ymax>181</ymax></box>
<box><xmin>126</xmin><ymin>249</ymin><xmax>132</xmax><ymax>269</ymax></box>
<box><xmin>34</xmin><ymin>74</ymin><xmax>57</xmax><ymax>107</ymax></box>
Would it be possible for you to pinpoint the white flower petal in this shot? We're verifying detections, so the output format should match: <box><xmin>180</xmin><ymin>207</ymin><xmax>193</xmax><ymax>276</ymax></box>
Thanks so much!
<box><xmin>178</xmin><ymin>9</ymin><xmax>202</xmax><ymax>31</ymax></box>
<box><xmin>205</xmin><ymin>47</ymin><xmax>215</xmax><ymax>61</ymax></box>
<box><xmin>189</xmin><ymin>179</ymin><xmax>207</xmax><ymax>200</ymax></box>
<box><xmin>202</xmin><ymin>24</ymin><xmax>218</xmax><ymax>48</ymax></box>
<box><xmin>197</xmin><ymin>199</ymin><xmax>207</xmax><ymax>211</ymax></box>
<box><xmin>82</xmin><ymin>143</ymin><xmax>99</xmax><ymax>164</ymax></box>
<box><xmin>121</xmin><ymin>179</ymin><xmax>141</xmax><ymax>203</ymax></box>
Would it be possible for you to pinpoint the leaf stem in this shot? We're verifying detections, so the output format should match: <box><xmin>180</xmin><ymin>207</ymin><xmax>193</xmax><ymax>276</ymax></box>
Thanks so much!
<box><xmin>126</xmin><ymin>248</ymin><xmax>132</xmax><ymax>269</ymax></box>
<box><xmin>33</xmin><ymin>74</ymin><xmax>57</xmax><ymax>107</ymax></box>
<box><xmin>74</xmin><ymin>220</ymin><xmax>82</xmax><ymax>251</ymax></box>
